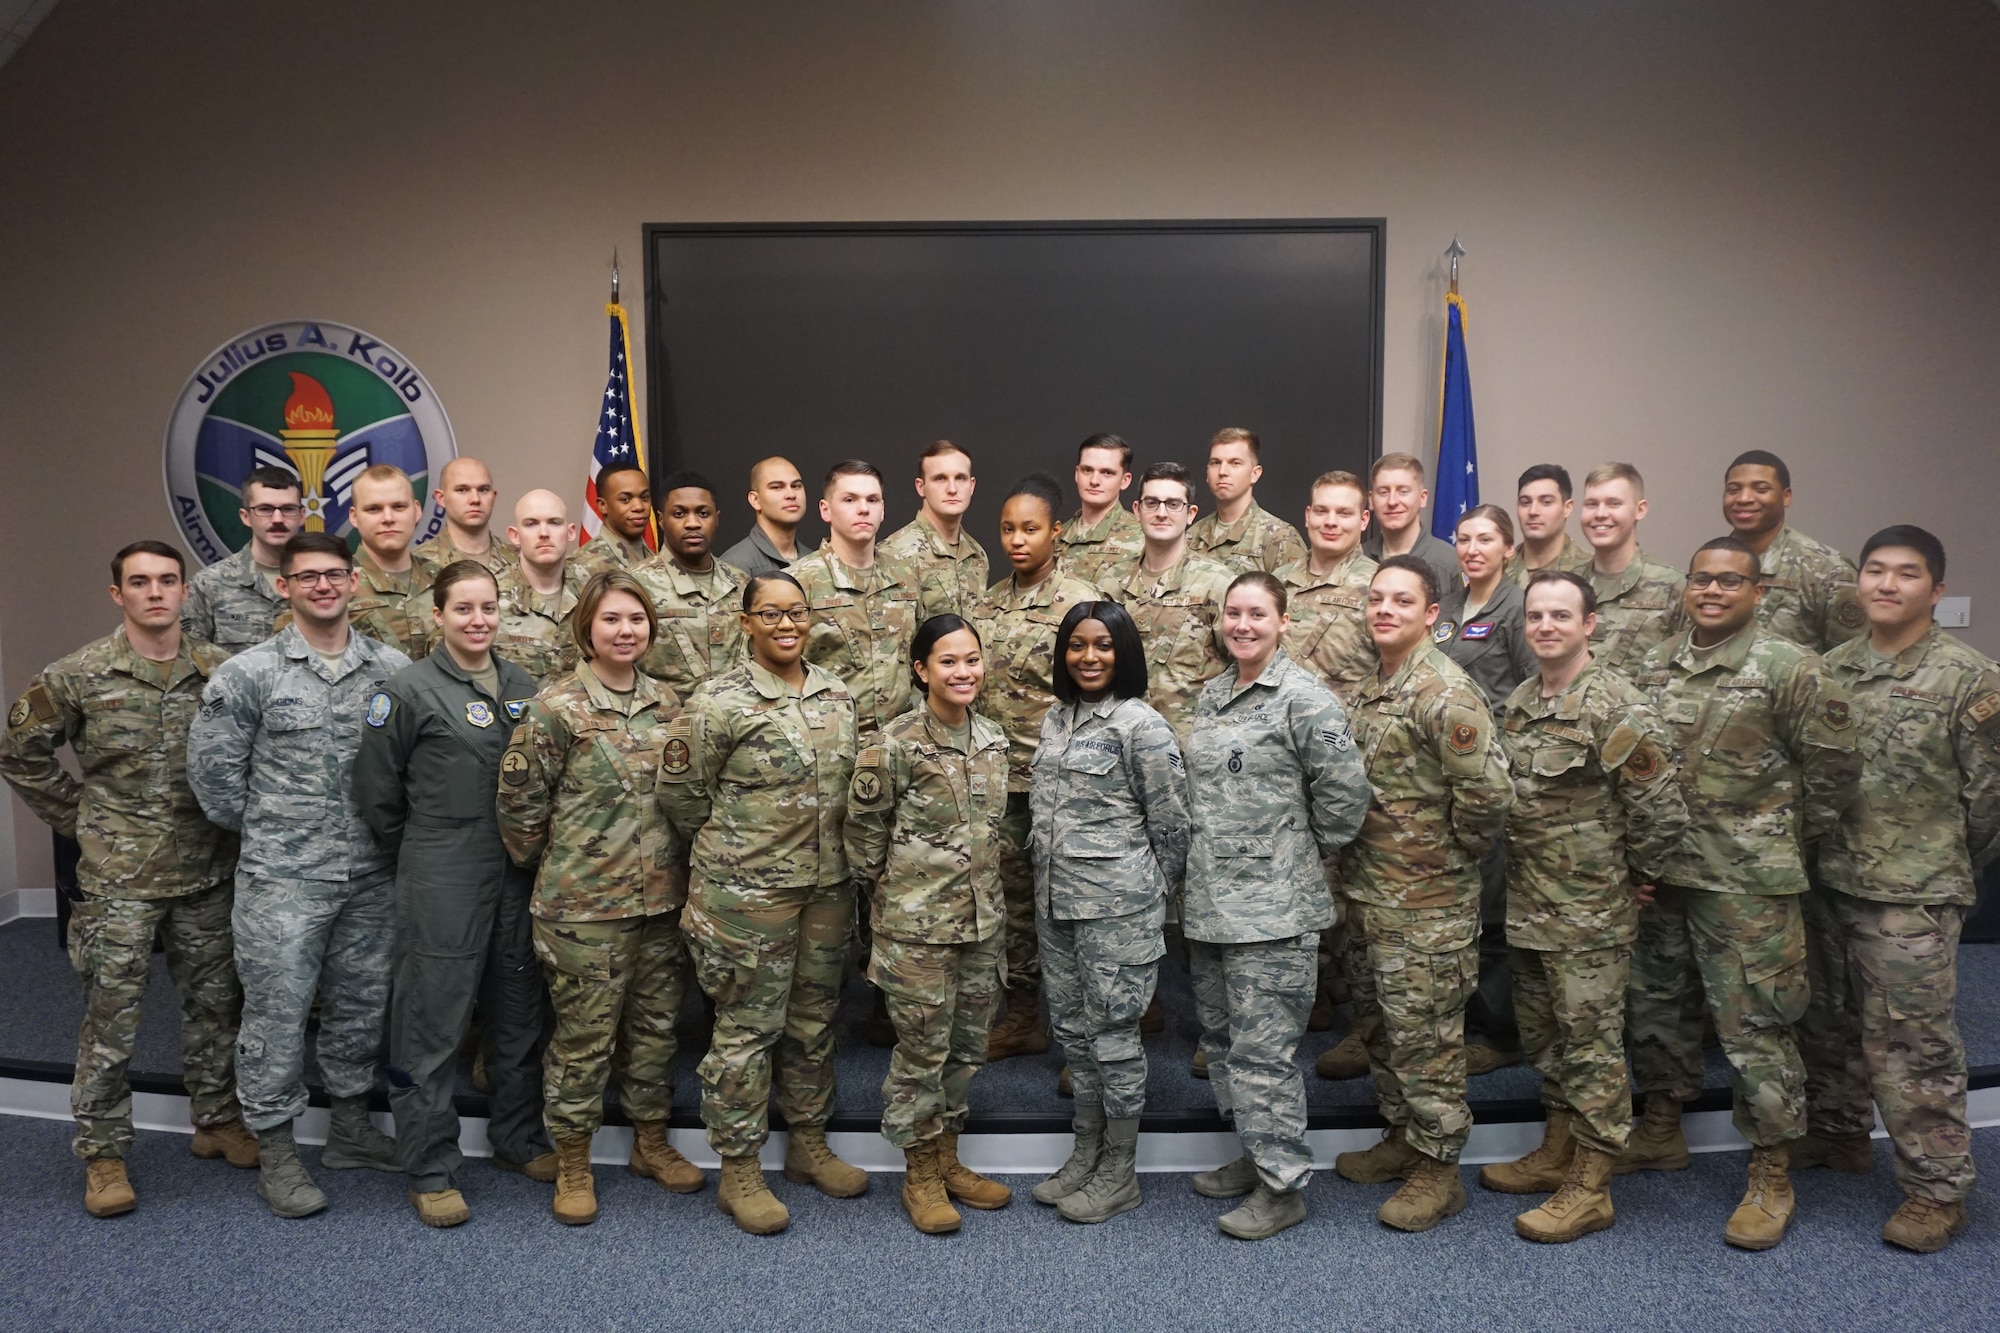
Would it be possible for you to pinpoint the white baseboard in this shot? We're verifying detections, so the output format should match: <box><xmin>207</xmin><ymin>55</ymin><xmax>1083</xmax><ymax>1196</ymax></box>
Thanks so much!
<box><xmin>3</xmin><ymin>1075</ymin><xmax>1991</xmax><ymax>1173</ymax></box>
<box><xmin>0</xmin><ymin>887</ymin><xmax>58</xmax><ymax>924</ymax></box>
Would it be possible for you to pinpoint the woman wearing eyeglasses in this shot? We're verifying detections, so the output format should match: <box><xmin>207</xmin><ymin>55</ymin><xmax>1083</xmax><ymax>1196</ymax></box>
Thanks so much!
<box><xmin>659</xmin><ymin>572</ymin><xmax>865</xmax><ymax>1236</ymax></box>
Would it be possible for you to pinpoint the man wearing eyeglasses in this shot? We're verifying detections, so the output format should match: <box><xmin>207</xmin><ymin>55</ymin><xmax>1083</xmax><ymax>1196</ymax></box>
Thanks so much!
<box><xmin>188</xmin><ymin>531</ymin><xmax>413</xmax><ymax>1219</ymax></box>
<box><xmin>182</xmin><ymin>466</ymin><xmax>303</xmax><ymax>655</ymax></box>
<box><xmin>1109</xmin><ymin>461</ymin><xmax>1233</xmax><ymax>748</ymax></box>
<box><xmin>1620</xmin><ymin>536</ymin><xmax>1859</xmax><ymax>1251</ymax></box>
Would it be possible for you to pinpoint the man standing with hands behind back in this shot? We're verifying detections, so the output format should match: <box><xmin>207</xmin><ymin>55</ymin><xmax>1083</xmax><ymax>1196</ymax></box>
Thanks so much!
<box><xmin>1059</xmin><ymin>434</ymin><xmax>1146</xmax><ymax>589</ymax></box>
<box><xmin>883</xmin><ymin>440</ymin><xmax>988</xmax><ymax>619</ymax></box>
<box><xmin>426</xmin><ymin>458</ymin><xmax>512</xmax><ymax>577</ymax></box>
<box><xmin>1186</xmin><ymin>427</ymin><xmax>1306</xmax><ymax>575</ymax></box>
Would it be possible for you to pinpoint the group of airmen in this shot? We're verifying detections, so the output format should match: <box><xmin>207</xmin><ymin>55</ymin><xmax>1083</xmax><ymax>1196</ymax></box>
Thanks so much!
<box><xmin>1</xmin><ymin>431</ymin><xmax>1989</xmax><ymax>1253</ymax></box>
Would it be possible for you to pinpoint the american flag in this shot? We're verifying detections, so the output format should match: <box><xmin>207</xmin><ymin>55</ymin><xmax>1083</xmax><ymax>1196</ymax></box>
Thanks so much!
<box><xmin>582</xmin><ymin>300</ymin><xmax>658</xmax><ymax>548</ymax></box>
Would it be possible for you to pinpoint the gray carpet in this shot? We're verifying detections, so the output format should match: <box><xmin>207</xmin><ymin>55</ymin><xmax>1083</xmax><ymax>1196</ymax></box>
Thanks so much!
<box><xmin>0</xmin><ymin>1114</ymin><xmax>1991</xmax><ymax>1332</ymax></box>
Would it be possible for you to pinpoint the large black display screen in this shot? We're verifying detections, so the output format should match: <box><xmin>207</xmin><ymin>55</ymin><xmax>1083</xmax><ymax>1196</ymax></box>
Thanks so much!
<box><xmin>645</xmin><ymin>220</ymin><xmax>1384</xmax><ymax>551</ymax></box>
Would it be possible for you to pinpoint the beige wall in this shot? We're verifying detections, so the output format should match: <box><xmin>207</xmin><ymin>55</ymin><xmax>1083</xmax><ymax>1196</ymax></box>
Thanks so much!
<box><xmin>3</xmin><ymin>0</ymin><xmax>1997</xmax><ymax>886</ymax></box>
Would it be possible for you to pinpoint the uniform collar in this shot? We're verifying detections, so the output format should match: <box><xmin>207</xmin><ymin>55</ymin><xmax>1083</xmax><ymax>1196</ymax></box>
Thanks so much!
<box><xmin>1510</xmin><ymin>660</ymin><xmax>1596</xmax><ymax>720</ymax></box>
<box><xmin>107</xmin><ymin>624</ymin><xmax>206</xmax><ymax>688</ymax></box>
<box><xmin>224</xmin><ymin>545</ymin><xmax>271</xmax><ymax>590</ymax></box>
<box><xmin>1122</xmin><ymin>548</ymin><xmax>1198</xmax><ymax>594</ymax></box>
<box><xmin>506</xmin><ymin>561</ymin><xmax>579</xmax><ymax>617</ymax></box>
<box><xmin>1221</xmin><ymin>646</ymin><xmax>1295</xmax><ymax>702</ymax></box>
<box><xmin>746</xmin><ymin>656</ymin><xmax>840</xmax><ymax>701</ymax></box>
<box><xmin>1065</xmin><ymin>507</ymin><xmax>1134</xmax><ymax>542</ymax></box>
<box><xmin>813</xmin><ymin>540</ymin><xmax>895</xmax><ymax>593</ymax></box>
<box><xmin>355</xmin><ymin>545</ymin><xmax>418</xmax><ymax>590</ymax></box>
<box><xmin>1284</xmin><ymin>547</ymin><xmax>1368</xmax><ymax>591</ymax></box>
<box><xmin>913</xmin><ymin>511</ymin><xmax>973</xmax><ymax>559</ymax></box>
<box><xmin>1848</xmin><ymin>625</ymin><xmax>1941</xmax><ymax>681</ymax></box>
<box><xmin>996</xmin><ymin>565</ymin><xmax>1070</xmax><ymax>608</ymax></box>
<box><xmin>1592</xmin><ymin>547</ymin><xmax>1653</xmax><ymax>599</ymax></box>
<box><xmin>575</xmin><ymin>659</ymin><xmax>669</xmax><ymax>715</ymax></box>
<box><xmin>640</xmin><ymin>551</ymin><xmax>728</xmax><ymax>597</ymax></box>
<box><xmin>1671</xmin><ymin>621</ymin><xmax>1758</xmax><ymax>674</ymax></box>
<box><xmin>275</xmin><ymin>622</ymin><xmax>372</xmax><ymax>680</ymax></box>
<box><xmin>1369</xmin><ymin>639</ymin><xmax>1439</xmax><ymax>699</ymax></box>
<box><xmin>1208</xmin><ymin>500</ymin><xmax>1265</xmax><ymax>543</ymax></box>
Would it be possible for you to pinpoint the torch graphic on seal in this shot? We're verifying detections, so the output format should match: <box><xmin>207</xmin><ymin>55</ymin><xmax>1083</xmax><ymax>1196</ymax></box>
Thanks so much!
<box><xmin>280</xmin><ymin>372</ymin><xmax>339</xmax><ymax>531</ymax></box>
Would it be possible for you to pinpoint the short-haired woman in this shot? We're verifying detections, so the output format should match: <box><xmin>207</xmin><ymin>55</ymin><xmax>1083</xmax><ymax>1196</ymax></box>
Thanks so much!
<box><xmin>1028</xmin><ymin>601</ymin><xmax>1190</xmax><ymax>1224</ymax></box>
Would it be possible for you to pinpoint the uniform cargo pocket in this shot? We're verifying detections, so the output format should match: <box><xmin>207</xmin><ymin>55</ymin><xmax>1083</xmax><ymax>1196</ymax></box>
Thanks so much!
<box><xmin>1211</xmin><ymin>836</ymin><xmax>1275</xmax><ymax>858</ymax></box>
<box><xmin>1741</xmin><ymin>952</ymin><xmax>1809</xmax><ymax>1028</ymax></box>
<box><xmin>1883</xmin><ymin>979</ymin><xmax>1954</xmax><ymax>1023</ymax></box>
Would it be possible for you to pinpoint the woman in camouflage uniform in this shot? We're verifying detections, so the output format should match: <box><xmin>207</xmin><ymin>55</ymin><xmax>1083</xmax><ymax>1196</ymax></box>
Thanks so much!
<box><xmin>846</xmin><ymin>614</ymin><xmax>1013</xmax><ymax>1233</ymax></box>
<box><xmin>496</xmin><ymin>570</ymin><xmax>700</xmax><ymax>1228</ymax></box>
<box><xmin>1029</xmin><ymin>601</ymin><xmax>1190</xmax><ymax>1225</ymax></box>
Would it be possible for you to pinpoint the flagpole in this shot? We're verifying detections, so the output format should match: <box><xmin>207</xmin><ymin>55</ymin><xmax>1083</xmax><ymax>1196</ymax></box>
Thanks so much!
<box><xmin>610</xmin><ymin>247</ymin><xmax>620</xmax><ymax>305</ymax></box>
<box><xmin>1446</xmin><ymin>235</ymin><xmax>1464</xmax><ymax>297</ymax></box>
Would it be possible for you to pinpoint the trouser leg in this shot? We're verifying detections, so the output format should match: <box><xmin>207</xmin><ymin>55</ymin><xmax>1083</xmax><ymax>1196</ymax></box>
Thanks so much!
<box><xmin>1538</xmin><ymin>945</ymin><xmax>1633</xmax><ymax>1154</ymax></box>
<box><xmin>69</xmin><ymin>894</ymin><xmax>168</xmax><ymax>1159</ymax></box>
<box><xmin>1685</xmin><ymin>890</ymin><xmax>1808</xmax><ymax>1149</ymax></box>
<box><xmin>686</xmin><ymin>883</ymin><xmax>806</xmax><ymax>1156</ymax></box>
<box><xmin>1039</xmin><ymin>912</ymin><xmax>1097</xmax><ymax>1101</ymax></box>
<box><xmin>611</xmin><ymin>912</ymin><xmax>691</xmax><ymax>1124</ymax></box>
<box><xmin>996</xmin><ymin>793</ymin><xmax>1038</xmax><ymax>998</ymax></box>
<box><xmin>872</xmin><ymin>936</ymin><xmax>956</xmax><ymax>1147</ymax></box>
<box><xmin>316</xmin><ymin>868</ymin><xmax>394</xmax><ymax>1100</ymax></box>
<box><xmin>1074</xmin><ymin>907</ymin><xmax>1164</xmax><ymax>1120</ymax></box>
<box><xmin>1208</xmin><ymin>934</ymin><xmax>1316</xmax><ymax>1191</ymax></box>
<box><xmin>1625</xmin><ymin>885</ymin><xmax>1705</xmax><ymax>1101</ymax></box>
<box><xmin>479</xmin><ymin>863</ymin><xmax>550</xmax><ymax>1165</ymax></box>
<box><xmin>1837</xmin><ymin>895</ymin><xmax>1973</xmax><ymax>1204</ymax></box>
<box><xmin>233</xmin><ymin>876</ymin><xmax>343</xmax><ymax>1132</ymax></box>
<box><xmin>1511</xmin><ymin>946</ymin><xmax>1562</xmax><ymax>1114</ymax></box>
<box><xmin>388</xmin><ymin>866</ymin><xmax>496</xmax><ymax>1191</ymax></box>
<box><xmin>1187</xmin><ymin>939</ymin><xmax>1235</xmax><ymax>1117</ymax></box>
<box><xmin>940</xmin><ymin>931</ymin><xmax>1004</xmax><ymax>1134</ymax></box>
<box><xmin>1339</xmin><ymin>894</ymin><xmax>1381</xmax><ymax>1051</ymax></box>
<box><xmin>533</xmin><ymin>917</ymin><xmax>641</xmax><ymax>1138</ymax></box>
<box><xmin>1360</xmin><ymin>902</ymin><xmax>1478</xmax><ymax>1162</ymax></box>
<box><xmin>159</xmin><ymin>882</ymin><xmax>243</xmax><ymax>1131</ymax></box>
<box><xmin>773</xmin><ymin>879</ymin><xmax>853</xmax><ymax>1134</ymax></box>
<box><xmin>1798</xmin><ymin>882</ymin><xmax>1873</xmax><ymax>1136</ymax></box>
<box><xmin>1464</xmin><ymin>833</ymin><xmax>1518</xmax><ymax>1048</ymax></box>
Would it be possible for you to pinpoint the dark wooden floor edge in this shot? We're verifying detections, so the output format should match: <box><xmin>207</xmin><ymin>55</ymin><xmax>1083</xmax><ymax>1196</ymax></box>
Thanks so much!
<box><xmin>4</xmin><ymin>1057</ymin><xmax>1995</xmax><ymax>1136</ymax></box>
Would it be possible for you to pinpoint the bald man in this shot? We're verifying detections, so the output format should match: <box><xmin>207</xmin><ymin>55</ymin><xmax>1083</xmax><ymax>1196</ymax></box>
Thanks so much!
<box><xmin>427</xmin><ymin>458</ymin><xmax>512</xmax><ymax>577</ymax></box>
<box><xmin>496</xmin><ymin>490</ymin><xmax>586</xmax><ymax>688</ymax></box>
<box><xmin>719</xmin><ymin>456</ymin><xmax>806</xmax><ymax>576</ymax></box>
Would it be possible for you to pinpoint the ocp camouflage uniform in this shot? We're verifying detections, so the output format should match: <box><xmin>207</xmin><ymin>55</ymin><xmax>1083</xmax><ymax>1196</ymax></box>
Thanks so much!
<box><xmin>1341</xmin><ymin>642</ymin><xmax>1513</xmax><ymax>1163</ymax></box>
<box><xmin>1498</xmin><ymin>662</ymin><xmax>1687</xmax><ymax>1154</ymax></box>
<box><xmin>420</xmin><ymin>531</ymin><xmax>515</xmax><ymax>579</ymax></box>
<box><xmin>181</xmin><ymin>545</ymin><xmax>283</xmax><ymax>655</ymax></box>
<box><xmin>1588</xmin><ymin>550</ymin><xmax>1686</xmax><ymax>678</ymax></box>
<box><xmin>1186</xmin><ymin>649</ymin><xmax>1371</xmax><ymax>1190</ymax></box>
<box><xmin>186</xmin><ymin>625</ymin><xmax>410</xmax><ymax>1131</ymax></box>
<box><xmin>971</xmin><ymin>566</ymin><xmax>1099</xmax><ymax>1003</ymax></box>
<box><xmin>495</xmin><ymin>664</ymin><xmax>687</xmax><ymax>1139</ymax></box>
<box><xmin>1628</xmin><ymin>624</ymin><xmax>1859</xmax><ymax>1148</ymax></box>
<box><xmin>344</xmin><ymin>546</ymin><xmax>437</xmax><ymax>661</ymax></box>
<box><xmin>1755</xmin><ymin>525</ymin><xmax>1866</xmax><ymax>654</ymax></box>
<box><xmin>631</xmin><ymin>552</ymin><xmax>747</xmax><ymax>697</ymax></box>
<box><xmin>1276</xmin><ymin>550</ymin><xmax>1378</xmax><ymax>706</ymax></box>
<box><xmin>0</xmin><ymin>629</ymin><xmax>241</xmax><ymax>1160</ymax></box>
<box><xmin>572</xmin><ymin>529</ymin><xmax>653</xmax><ymax>579</ymax></box>
<box><xmin>790</xmin><ymin>542</ymin><xmax>922</xmax><ymax>743</ymax></box>
<box><xmin>1059</xmin><ymin>506</ymin><xmax>1145</xmax><ymax>590</ymax></box>
<box><xmin>1110</xmin><ymin>550</ymin><xmax>1235</xmax><ymax>748</ymax></box>
<box><xmin>657</xmin><ymin>660</ymin><xmax>857</xmax><ymax>1157</ymax></box>
<box><xmin>1186</xmin><ymin>499</ymin><xmax>1307</xmax><ymax>576</ymax></box>
<box><xmin>1502</xmin><ymin>534</ymin><xmax>1594</xmax><ymax>585</ymax></box>
<box><xmin>882</xmin><ymin>512</ymin><xmax>990</xmax><ymax>620</ymax></box>
<box><xmin>493</xmin><ymin>560</ymin><xmax>585</xmax><ymax>688</ymax></box>
<box><xmin>845</xmin><ymin>706</ymin><xmax>1010</xmax><ymax>1147</ymax></box>
<box><xmin>1808</xmin><ymin>626</ymin><xmax>2000</xmax><ymax>1203</ymax></box>
<box><xmin>1030</xmin><ymin>695</ymin><xmax>1190</xmax><ymax>1117</ymax></box>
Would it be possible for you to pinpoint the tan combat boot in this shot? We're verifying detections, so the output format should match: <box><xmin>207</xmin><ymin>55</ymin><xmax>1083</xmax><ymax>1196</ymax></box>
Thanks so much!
<box><xmin>1613</xmin><ymin>1094</ymin><xmax>1689</xmax><ymax>1175</ymax></box>
<box><xmin>717</xmin><ymin>1154</ymin><xmax>790</xmax><ymax>1235</ymax></box>
<box><xmin>408</xmin><ymin>1187</ymin><xmax>470</xmax><ymax>1228</ymax></box>
<box><xmin>1190</xmin><ymin>1048</ymin><xmax>1209</xmax><ymax>1079</ymax></box>
<box><xmin>1788</xmin><ymin>1129</ymin><xmax>1873</xmax><ymax>1175</ymax></box>
<box><xmin>1335</xmin><ymin>1128</ymin><xmax>1419</xmax><ymax>1184</ymax></box>
<box><xmin>986</xmin><ymin>995</ymin><xmax>1050</xmax><ymax>1060</ymax></box>
<box><xmin>1515</xmin><ymin>1144</ymin><xmax>1616</xmax><ymax>1243</ymax></box>
<box><xmin>189</xmin><ymin>1118</ymin><xmax>260</xmax><ymax>1168</ymax></box>
<box><xmin>84</xmin><ymin>1157</ymin><xmax>136</xmax><ymax>1218</ymax></box>
<box><xmin>1378</xmin><ymin>1152</ymin><xmax>1467</xmax><ymax>1232</ymax></box>
<box><xmin>629</xmin><ymin>1121</ymin><xmax>705</xmax><ymax>1194</ymax></box>
<box><xmin>1882</xmin><ymin>1196</ymin><xmax>1968</xmax><ymax>1253</ymax></box>
<box><xmin>1315</xmin><ymin>1029</ymin><xmax>1368</xmax><ymax>1080</ymax></box>
<box><xmin>784</xmin><ymin>1125</ymin><xmax>868</xmax><ymax>1197</ymax></box>
<box><xmin>901</xmin><ymin>1141</ymin><xmax>962</xmax><ymax>1234</ymax></box>
<box><xmin>937</xmin><ymin>1131</ymin><xmax>1012</xmax><ymax>1209</ymax></box>
<box><xmin>551</xmin><ymin>1133</ymin><xmax>598</xmax><ymax>1226</ymax></box>
<box><xmin>1465</xmin><ymin>1043</ymin><xmax>1522</xmax><ymax>1077</ymax></box>
<box><xmin>1308</xmin><ymin>983</ymin><xmax>1336</xmax><ymax>1032</ymax></box>
<box><xmin>1723</xmin><ymin>1145</ymin><xmax>1795</xmax><ymax>1250</ymax></box>
<box><xmin>1479</xmin><ymin>1110</ymin><xmax>1576</xmax><ymax>1194</ymax></box>
<box><xmin>492</xmin><ymin>1150</ymin><xmax>558</xmax><ymax>1182</ymax></box>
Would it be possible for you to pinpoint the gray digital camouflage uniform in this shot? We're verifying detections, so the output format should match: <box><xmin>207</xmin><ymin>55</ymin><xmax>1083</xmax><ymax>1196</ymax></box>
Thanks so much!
<box><xmin>181</xmin><ymin>546</ymin><xmax>284</xmax><ymax>656</ymax></box>
<box><xmin>1185</xmin><ymin>649</ymin><xmax>1370</xmax><ymax>1191</ymax></box>
<box><xmin>0</xmin><ymin>628</ymin><xmax>241</xmax><ymax>1160</ymax></box>
<box><xmin>186</xmin><ymin>624</ymin><xmax>410</xmax><ymax>1132</ymax></box>
<box><xmin>1030</xmin><ymin>695</ymin><xmax>1190</xmax><ymax>1117</ymax></box>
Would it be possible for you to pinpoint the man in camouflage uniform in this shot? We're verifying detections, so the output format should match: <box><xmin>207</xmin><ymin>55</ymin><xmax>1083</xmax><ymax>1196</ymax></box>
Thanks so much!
<box><xmin>422</xmin><ymin>457</ymin><xmax>513</xmax><ymax>577</ymax></box>
<box><xmin>791</xmin><ymin>461</ymin><xmax>922</xmax><ymax>742</ymax></box>
<box><xmin>181</xmin><ymin>465</ymin><xmax>299</xmax><ymax>655</ymax></box>
<box><xmin>1577</xmin><ymin>462</ymin><xmax>1685</xmax><ymax>677</ymax></box>
<box><xmin>658</xmin><ymin>606</ymin><xmax>865</xmax><ymax>1235</ymax></box>
<box><xmin>496</xmin><ymin>488</ymin><xmax>586</xmax><ymax>687</ymax></box>
<box><xmin>1807</xmin><ymin>525</ymin><xmax>1996</xmax><ymax>1252</ymax></box>
<box><xmin>1721</xmin><ymin>450</ymin><xmax>1864</xmax><ymax>654</ymax></box>
<box><xmin>1481</xmin><ymin>571</ymin><xmax>1688</xmax><ymax>1243</ymax></box>
<box><xmin>1059</xmin><ymin>433</ymin><xmax>1146</xmax><ymax>588</ymax></box>
<box><xmin>187</xmin><ymin>531</ymin><xmax>410</xmax><ymax>1218</ymax></box>
<box><xmin>574</xmin><ymin>464</ymin><xmax>655</xmax><ymax>576</ymax></box>
<box><xmin>0</xmin><ymin>541</ymin><xmax>253</xmax><ymax>1218</ymax></box>
<box><xmin>1334</xmin><ymin>555</ymin><xmax>1513</xmax><ymax>1232</ymax></box>
<box><xmin>1185</xmin><ymin>427</ymin><xmax>1306</xmax><ymax>575</ymax></box>
<box><xmin>341</xmin><ymin>464</ymin><xmax>437</xmax><ymax>659</ymax></box>
<box><xmin>972</xmin><ymin>480</ymin><xmax>1101</xmax><ymax>1061</ymax></box>
<box><xmin>881</xmin><ymin>441</ymin><xmax>989</xmax><ymax>619</ymax></box>
<box><xmin>1504</xmin><ymin>464</ymin><xmax>1594</xmax><ymax>584</ymax></box>
<box><xmin>1623</xmin><ymin>536</ymin><xmax>1859</xmax><ymax>1250</ymax></box>
<box><xmin>1109</xmin><ymin>462</ymin><xmax>1234</xmax><ymax>748</ymax></box>
<box><xmin>633</xmin><ymin>471</ymin><xmax>747</xmax><ymax>697</ymax></box>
